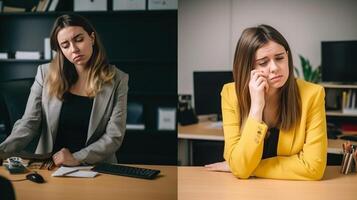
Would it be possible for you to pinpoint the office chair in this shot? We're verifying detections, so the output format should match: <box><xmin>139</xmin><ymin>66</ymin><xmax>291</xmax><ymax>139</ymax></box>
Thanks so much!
<box><xmin>0</xmin><ymin>175</ymin><xmax>16</xmax><ymax>200</ymax></box>
<box><xmin>0</xmin><ymin>78</ymin><xmax>40</xmax><ymax>152</ymax></box>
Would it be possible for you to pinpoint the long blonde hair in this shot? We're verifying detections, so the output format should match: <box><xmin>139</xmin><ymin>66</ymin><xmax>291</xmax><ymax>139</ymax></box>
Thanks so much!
<box><xmin>233</xmin><ymin>24</ymin><xmax>301</xmax><ymax>131</ymax></box>
<box><xmin>46</xmin><ymin>14</ymin><xmax>115</xmax><ymax>100</ymax></box>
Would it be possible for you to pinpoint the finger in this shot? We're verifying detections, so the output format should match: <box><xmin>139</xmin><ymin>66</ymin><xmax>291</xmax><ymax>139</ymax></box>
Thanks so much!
<box><xmin>204</xmin><ymin>164</ymin><xmax>214</xmax><ymax>168</ymax></box>
<box><xmin>52</xmin><ymin>153</ymin><xmax>59</xmax><ymax>160</ymax></box>
<box><xmin>256</xmin><ymin>76</ymin><xmax>267</xmax><ymax>86</ymax></box>
<box><xmin>257</xmin><ymin>79</ymin><xmax>268</xmax><ymax>91</ymax></box>
<box><xmin>250</xmin><ymin>69</ymin><xmax>259</xmax><ymax>77</ymax></box>
<box><xmin>53</xmin><ymin>158</ymin><xmax>62</xmax><ymax>166</ymax></box>
<box><xmin>206</xmin><ymin>167</ymin><xmax>219</xmax><ymax>171</ymax></box>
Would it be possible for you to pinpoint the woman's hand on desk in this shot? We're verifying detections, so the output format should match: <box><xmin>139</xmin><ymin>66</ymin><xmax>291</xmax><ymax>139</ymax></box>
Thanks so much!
<box><xmin>205</xmin><ymin>161</ymin><xmax>231</xmax><ymax>172</ymax></box>
<box><xmin>53</xmin><ymin>148</ymin><xmax>80</xmax><ymax>166</ymax></box>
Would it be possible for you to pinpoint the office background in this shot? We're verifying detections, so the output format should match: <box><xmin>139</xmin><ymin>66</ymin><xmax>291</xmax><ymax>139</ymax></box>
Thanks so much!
<box><xmin>178</xmin><ymin>0</ymin><xmax>357</xmax><ymax>95</ymax></box>
<box><xmin>178</xmin><ymin>0</ymin><xmax>357</xmax><ymax>166</ymax></box>
<box><xmin>0</xmin><ymin>0</ymin><xmax>177</xmax><ymax>165</ymax></box>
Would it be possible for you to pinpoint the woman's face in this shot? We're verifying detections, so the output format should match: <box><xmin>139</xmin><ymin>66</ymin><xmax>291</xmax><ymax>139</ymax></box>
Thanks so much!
<box><xmin>254</xmin><ymin>40</ymin><xmax>289</xmax><ymax>89</ymax></box>
<box><xmin>57</xmin><ymin>26</ymin><xmax>94</xmax><ymax>68</ymax></box>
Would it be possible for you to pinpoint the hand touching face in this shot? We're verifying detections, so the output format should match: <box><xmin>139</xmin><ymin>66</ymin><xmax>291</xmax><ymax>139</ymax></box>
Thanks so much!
<box><xmin>248</xmin><ymin>69</ymin><xmax>269</xmax><ymax>111</ymax></box>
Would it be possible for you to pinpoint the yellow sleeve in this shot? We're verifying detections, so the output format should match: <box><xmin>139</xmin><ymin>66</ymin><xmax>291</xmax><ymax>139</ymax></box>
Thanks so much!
<box><xmin>253</xmin><ymin>87</ymin><xmax>327</xmax><ymax>180</ymax></box>
<box><xmin>221</xmin><ymin>84</ymin><xmax>268</xmax><ymax>179</ymax></box>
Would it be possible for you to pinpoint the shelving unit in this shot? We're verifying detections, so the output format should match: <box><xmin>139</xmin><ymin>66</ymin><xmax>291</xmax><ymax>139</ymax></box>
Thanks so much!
<box><xmin>0</xmin><ymin>6</ymin><xmax>177</xmax><ymax>165</ymax></box>
<box><xmin>321</xmin><ymin>82</ymin><xmax>357</xmax><ymax>136</ymax></box>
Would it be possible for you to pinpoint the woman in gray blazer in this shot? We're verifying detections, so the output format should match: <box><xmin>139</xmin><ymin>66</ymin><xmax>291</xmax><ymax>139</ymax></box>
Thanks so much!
<box><xmin>0</xmin><ymin>14</ymin><xmax>128</xmax><ymax>166</ymax></box>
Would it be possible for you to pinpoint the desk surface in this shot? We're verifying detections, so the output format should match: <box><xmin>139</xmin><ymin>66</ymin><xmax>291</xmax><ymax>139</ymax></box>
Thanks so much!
<box><xmin>178</xmin><ymin>166</ymin><xmax>357</xmax><ymax>200</ymax></box>
<box><xmin>178</xmin><ymin>122</ymin><xmax>357</xmax><ymax>154</ymax></box>
<box><xmin>0</xmin><ymin>165</ymin><xmax>177</xmax><ymax>200</ymax></box>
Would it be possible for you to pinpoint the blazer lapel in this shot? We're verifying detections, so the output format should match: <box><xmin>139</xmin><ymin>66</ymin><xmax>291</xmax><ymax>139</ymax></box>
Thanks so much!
<box><xmin>87</xmin><ymin>83</ymin><xmax>114</xmax><ymax>142</ymax></box>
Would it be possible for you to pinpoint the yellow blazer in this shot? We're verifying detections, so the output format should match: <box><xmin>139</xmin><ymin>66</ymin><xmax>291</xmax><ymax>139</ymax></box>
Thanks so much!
<box><xmin>222</xmin><ymin>79</ymin><xmax>327</xmax><ymax>180</ymax></box>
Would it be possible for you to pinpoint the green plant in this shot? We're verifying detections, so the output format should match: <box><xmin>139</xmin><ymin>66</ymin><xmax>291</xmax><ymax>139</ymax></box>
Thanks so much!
<box><xmin>294</xmin><ymin>55</ymin><xmax>321</xmax><ymax>83</ymax></box>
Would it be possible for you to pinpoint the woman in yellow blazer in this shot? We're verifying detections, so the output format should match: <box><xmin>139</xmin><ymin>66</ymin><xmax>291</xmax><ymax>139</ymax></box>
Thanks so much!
<box><xmin>206</xmin><ymin>24</ymin><xmax>327</xmax><ymax>180</ymax></box>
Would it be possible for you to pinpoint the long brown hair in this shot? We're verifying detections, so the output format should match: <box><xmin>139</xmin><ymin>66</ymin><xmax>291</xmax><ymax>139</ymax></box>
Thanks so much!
<box><xmin>47</xmin><ymin>14</ymin><xmax>115</xmax><ymax>99</ymax></box>
<box><xmin>233</xmin><ymin>24</ymin><xmax>301</xmax><ymax>131</ymax></box>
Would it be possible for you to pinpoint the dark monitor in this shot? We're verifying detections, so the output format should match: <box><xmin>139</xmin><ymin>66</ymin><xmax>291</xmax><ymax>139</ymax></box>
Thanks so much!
<box><xmin>321</xmin><ymin>40</ymin><xmax>357</xmax><ymax>83</ymax></box>
<box><xmin>193</xmin><ymin>71</ymin><xmax>233</xmax><ymax>117</ymax></box>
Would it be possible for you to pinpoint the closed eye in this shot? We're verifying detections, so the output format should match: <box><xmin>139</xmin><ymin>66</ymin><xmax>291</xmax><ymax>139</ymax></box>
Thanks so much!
<box><xmin>61</xmin><ymin>42</ymin><xmax>69</xmax><ymax>49</ymax></box>
<box><xmin>75</xmin><ymin>37</ymin><xmax>83</xmax><ymax>42</ymax></box>
<box><xmin>259</xmin><ymin>62</ymin><xmax>268</xmax><ymax>66</ymax></box>
<box><xmin>275</xmin><ymin>56</ymin><xmax>284</xmax><ymax>61</ymax></box>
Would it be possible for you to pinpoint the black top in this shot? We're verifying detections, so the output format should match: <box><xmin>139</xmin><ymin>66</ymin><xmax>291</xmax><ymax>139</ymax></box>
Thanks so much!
<box><xmin>262</xmin><ymin>128</ymin><xmax>279</xmax><ymax>159</ymax></box>
<box><xmin>53</xmin><ymin>92</ymin><xmax>93</xmax><ymax>153</ymax></box>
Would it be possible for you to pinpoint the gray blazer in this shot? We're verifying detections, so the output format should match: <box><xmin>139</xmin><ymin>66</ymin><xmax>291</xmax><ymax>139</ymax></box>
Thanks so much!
<box><xmin>0</xmin><ymin>63</ymin><xmax>128</xmax><ymax>164</ymax></box>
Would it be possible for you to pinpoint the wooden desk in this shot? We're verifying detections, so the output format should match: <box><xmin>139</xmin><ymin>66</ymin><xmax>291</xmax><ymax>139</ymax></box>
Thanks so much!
<box><xmin>178</xmin><ymin>166</ymin><xmax>356</xmax><ymax>200</ymax></box>
<box><xmin>178</xmin><ymin>121</ymin><xmax>224</xmax><ymax>141</ymax></box>
<box><xmin>0</xmin><ymin>165</ymin><xmax>177</xmax><ymax>200</ymax></box>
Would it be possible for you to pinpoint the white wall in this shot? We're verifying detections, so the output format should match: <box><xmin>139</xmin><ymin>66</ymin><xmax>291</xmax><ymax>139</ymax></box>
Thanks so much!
<box><xmin>178</xmin><ymin>0</ymin><xmax>357</xmax><ymax>96</ymax></box>
<box><xmin>178</xmin><ymin>0</ymin><xmax>232</xmax><ymax>95</ymax></box>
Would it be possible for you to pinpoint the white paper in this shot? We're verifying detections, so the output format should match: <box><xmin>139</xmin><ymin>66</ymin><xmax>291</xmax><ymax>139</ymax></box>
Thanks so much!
<box><xmin>52</xmin><ymin>166</ymin><xmax>98</xmax><ymax>178</ymax></box>
<box><xmin>52</xmin><ymin>166</ymin><xmax>78</xmax><ymax>177</ymax></box>
<box><xmin>63</xmin><ymin>171</ymin><xmax>98</xmax><ymax>178</ymax></box>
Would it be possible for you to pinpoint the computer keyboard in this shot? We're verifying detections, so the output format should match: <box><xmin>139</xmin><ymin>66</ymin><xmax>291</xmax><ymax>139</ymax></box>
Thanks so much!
<box><xmin>92</xmin><ymin>163</ymin><xmax>161</xmax><ymax>180</ymax></box>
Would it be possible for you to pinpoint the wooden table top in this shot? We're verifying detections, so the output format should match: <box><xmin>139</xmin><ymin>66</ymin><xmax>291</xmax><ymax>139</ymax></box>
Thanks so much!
<box><xmin>0</xmin><ymin>165</ymin><xmax>177</xmax><ymax>200</ymax></box>
<box><xmin>178</xmin><ymin>166</ymin><xmax>357</xmax><ymax>200</ymax></box>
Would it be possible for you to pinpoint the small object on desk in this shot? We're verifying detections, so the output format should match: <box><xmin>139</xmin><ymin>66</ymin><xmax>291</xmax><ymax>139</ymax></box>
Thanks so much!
<box><xmin>26</xmin><ymin>172</ymin><xmax>45</xmax><ymax>184</ymax></box>
<box><xmin>92</xmin><ymin>163</ymin><xmax>161</xmax><ymax>180</ymax></box>
<box><xmin>5</xmin><ymin>157</ymin><xmax>27</xmax><ymax>174</ymax></box>
<box><xmin>52</xmin><ymin>166</ymin><xmax>98</xmax><ymax>178</ymax></box>
<box><xmin>340</xmin><ymin>142</ymin><xmax>356</xmax><ymax>174</ymax></box>
<box><xmin>52</xmin><ymin>167</ymin><xmax>79</xmax><ymax>177</ymax></box>
<box><xmin>208</xmin><ymin>121</ymin><xmax>223</xmax><ymax>129</ymax></box>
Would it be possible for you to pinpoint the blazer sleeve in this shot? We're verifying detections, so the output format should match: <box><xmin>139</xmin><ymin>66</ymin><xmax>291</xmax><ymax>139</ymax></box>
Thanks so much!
<box><xmin>253</xmin><ymin>87</ymin><xmax>327</xmax><ymax>180</ymax></box>
<box><xmin>73</xmin><ymin>74</ymin><xmax>128</xmax><ymax>164</ymax></box>
<box><xmin>0</xmin><ymin>65</ymin><xmax>44</xmax><ymax>152</ymax></box>
<box><xmin>222</xmin><ymin>84</ymin><xmax>268</xmax><ymax>179</ymax></box>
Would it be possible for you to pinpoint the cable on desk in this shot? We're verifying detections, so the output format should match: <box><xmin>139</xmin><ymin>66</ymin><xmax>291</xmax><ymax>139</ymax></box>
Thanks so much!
<box><xmin>9</xmin><ymin>178</ymin><xmax>27</xmax><ymax>182</ymax></box>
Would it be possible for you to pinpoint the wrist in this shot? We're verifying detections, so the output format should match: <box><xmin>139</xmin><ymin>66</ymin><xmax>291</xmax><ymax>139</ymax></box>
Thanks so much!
<box><xmin>249</xmin><ymin>107</ymin><xmax>263</xmax><ymax>122</ymax></box>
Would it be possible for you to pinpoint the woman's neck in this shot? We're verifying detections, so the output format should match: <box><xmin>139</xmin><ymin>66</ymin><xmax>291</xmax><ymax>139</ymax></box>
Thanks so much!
<box><xmin>263</xmin><ymin>88</ymin><xmax>281</xmax><ymax>128</ymax></box>
<box><xmin>70</xmin><ymin>64</ymin><xmax>89</xmax><ymax>96</ymax></box>
<box><xmin>265</xmin><ymin>88</ymin><xmax>281</xmax><ymax>105</ymax></box>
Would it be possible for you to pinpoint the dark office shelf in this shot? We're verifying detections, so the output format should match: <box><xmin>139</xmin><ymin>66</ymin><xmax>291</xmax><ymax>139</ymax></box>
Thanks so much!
<box><xmin>0</xmin><ymin>59</ymin><xmax>51</xmax><ymax>63</ymax></box>
<box><xmin>0</xmin><ymin>59</ymin><xmax>175</xmax><ymax>64</ymax></box>
<box><xmin>0</xmin><ymin>10</ymin><xmax>176</xmax><ymax>17</ymax></box>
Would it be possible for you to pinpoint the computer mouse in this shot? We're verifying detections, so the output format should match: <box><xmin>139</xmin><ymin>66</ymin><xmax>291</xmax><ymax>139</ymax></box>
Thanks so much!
<box><xmin>26</xmin><ymin>173</ymin><xmax>45</xmax><ymax>183</ymax></box>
